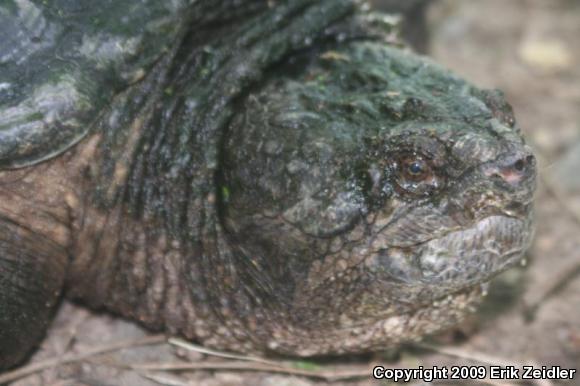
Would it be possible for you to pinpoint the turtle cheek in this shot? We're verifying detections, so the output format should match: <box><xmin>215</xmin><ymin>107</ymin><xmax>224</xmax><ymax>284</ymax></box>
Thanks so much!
<box><xmin>368</xmin><ymin>247</ymin><xmax>424</xmax><ymax>286</ymax></box>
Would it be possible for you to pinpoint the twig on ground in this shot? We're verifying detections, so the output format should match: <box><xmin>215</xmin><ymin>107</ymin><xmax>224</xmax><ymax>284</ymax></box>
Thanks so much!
<box><xmin>130</xmin><ymin>360</ymin><xmax>373</xmax><ymax>382</ymax></box>
<box><xmin>168</xmin><ymin>338</ymin><xmax>282</xmax><ymax>367</ymax></box>
<box><xmin>140</xmin><ymin>372</ymin><xmax>191</xmax><ymax>386</ymax></box>
<box><xmin>126</xmin><ymin>355</ymin><xmax>530</xmax><ymax>385</ymax></box>
<box><xmin>85</xmin><ymin>339</ymin><xmax>376</xmax><ymax>382</ymax></box>
<box><xmin>0</xmin><ymin>335</ymin><xmax>166</xmax><ymax>384</ymax></box>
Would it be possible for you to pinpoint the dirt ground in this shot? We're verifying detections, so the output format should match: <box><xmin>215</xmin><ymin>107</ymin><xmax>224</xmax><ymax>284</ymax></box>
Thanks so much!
<box><xmin>1</xmin><ymin>1</ymin><xmax>579</xmax><ymax>385</ymax></box>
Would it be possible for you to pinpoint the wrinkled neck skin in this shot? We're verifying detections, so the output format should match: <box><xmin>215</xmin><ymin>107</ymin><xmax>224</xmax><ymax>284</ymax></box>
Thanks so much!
<box><xmin>2</xmin><ymin>0</ymin><xmax>535</xmax><ymax>357</ymax></box>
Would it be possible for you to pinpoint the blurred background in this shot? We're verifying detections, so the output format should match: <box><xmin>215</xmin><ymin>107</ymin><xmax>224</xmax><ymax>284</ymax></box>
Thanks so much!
<box><xmin>4</xmin><ymin>1</ymin><xmax>579</xmax><ymax>385</ymax></box>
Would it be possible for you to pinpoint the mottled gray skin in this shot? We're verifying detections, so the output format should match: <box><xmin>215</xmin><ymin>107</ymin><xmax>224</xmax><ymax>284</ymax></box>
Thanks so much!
<box><xmin>0</xmin><ymin>0</ymin><xmax>535</xmax><ymax>370</ymax></box>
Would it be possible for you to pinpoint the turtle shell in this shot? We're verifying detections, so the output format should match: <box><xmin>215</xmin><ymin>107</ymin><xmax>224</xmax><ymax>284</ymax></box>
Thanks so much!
<box><xmin>0</xmin><ymin>0</ymin><xmax>192</xmax><ymax>168</ymax></box>
<box><xmin>0</xmin><ymin>0</ymin><xmax>392</xmax><ymax>169</ymax></box>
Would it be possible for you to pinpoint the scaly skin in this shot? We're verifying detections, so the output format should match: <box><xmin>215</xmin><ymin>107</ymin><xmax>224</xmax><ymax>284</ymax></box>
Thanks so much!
<box><xmin>0</xmin><ymin>0</ymin><xmax>535</xmax><ymax>369</ymax></box>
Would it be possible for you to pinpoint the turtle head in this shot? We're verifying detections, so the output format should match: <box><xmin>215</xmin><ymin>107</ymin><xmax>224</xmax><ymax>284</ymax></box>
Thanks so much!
<box><xmin>219</xmin><ymin>42</ymin><xmax>535</xmax><ymax>354</ymax></box>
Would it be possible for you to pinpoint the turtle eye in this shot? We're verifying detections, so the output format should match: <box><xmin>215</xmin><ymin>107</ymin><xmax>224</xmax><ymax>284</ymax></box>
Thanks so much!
<box><xmin>393</xmin><ymin>154</ymin><xmax>443</xmax><ymax>197</ymax></box>
<box><xmin>401</xmin><ymin>156</ymin><xmax>432</xmax><ymax>182</ymax></box>
<box><xmin>404</xmin><ymin>158</ymin><xmax>428</xmax><ymax>179</ymax></box>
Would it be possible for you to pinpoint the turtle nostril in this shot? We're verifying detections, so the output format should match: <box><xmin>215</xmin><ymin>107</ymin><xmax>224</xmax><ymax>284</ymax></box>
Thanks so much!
<box><xmin>512</xmin><ymin>153</ymin><xmax>536</xmax><ymax>173</ymax></box>
<box><xmin>525</xmin><ymin>154</ymin><xmax>535</xmax><ymax>165</ymax></box>
<box><xmin>513</xmin><ymin>158</ymin><xmax>525</xmax><ymax>172</ymax></box>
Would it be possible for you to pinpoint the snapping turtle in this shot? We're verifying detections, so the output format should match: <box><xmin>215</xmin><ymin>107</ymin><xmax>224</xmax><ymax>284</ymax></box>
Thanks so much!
<box><xmin>0</xmin><ymin>0</ymin><xmax>536</xmax><ymax>370</ymax></box>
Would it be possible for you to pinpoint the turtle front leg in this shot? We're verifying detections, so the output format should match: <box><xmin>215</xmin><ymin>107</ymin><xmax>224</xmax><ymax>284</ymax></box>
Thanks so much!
<box><xmin>0</xmin><ymin>220</ymin><xmax>67</xmax><ymax>369</ymax></box>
